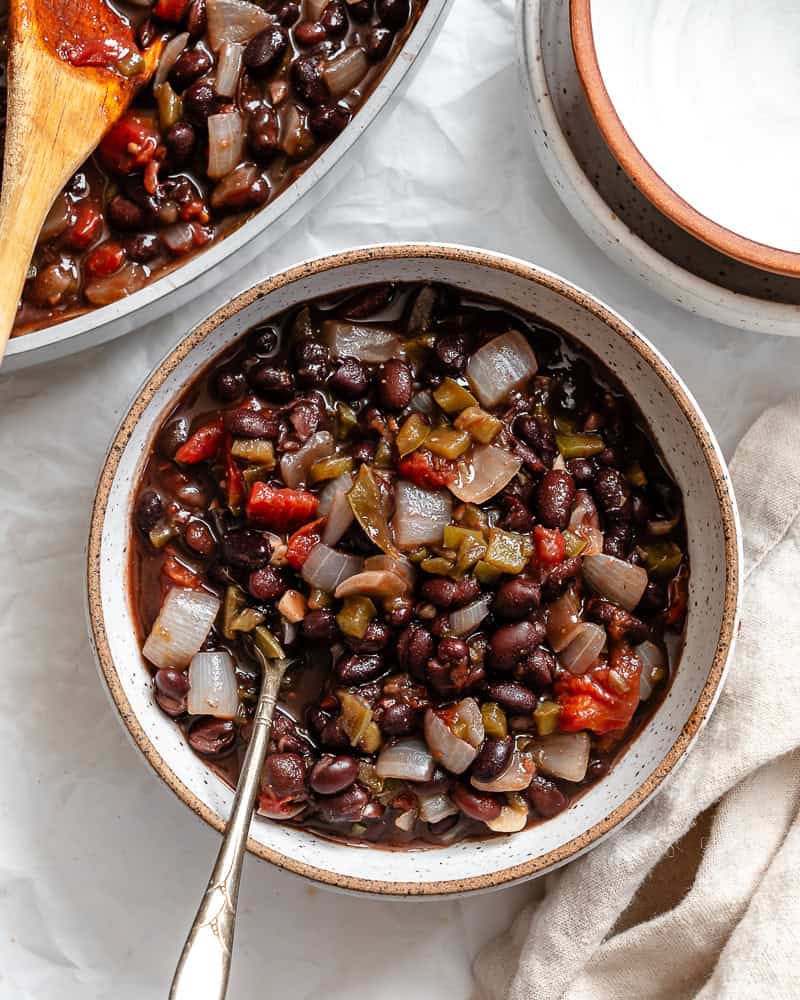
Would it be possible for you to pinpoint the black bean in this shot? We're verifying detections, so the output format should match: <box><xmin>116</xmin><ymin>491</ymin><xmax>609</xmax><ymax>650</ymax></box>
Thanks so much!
<box><xmin>537</xmin><ymin>469</ymin><xmax>576</xmax><ymax>529</ymax></box>
<box><xmin>489</xmin><ymin>620</ymin><xmax>545</xmax><ymax>671</ymax></box>
<box><xmin>566</xmin><ymin>457</ymin><xmax>596</xmax><ymax>484</ymax></box>
<box><xmin>309</xmin><ymin>755</ymin><xmax>359</xmax><ymax>795</ymax></box>
<box><xmin>379</xmin><ymin>359</ymin><xmax>413</xmax><ymax>411</ymax></box>
<box><xmin>386</xmin><ymin>597</ymin><xmax>413</xmax><ymax>629</ymax></box>
<box><xmin>527</xmin><ymin>775</ymin><xmax>568</xmax><ymax>818</ymax></box>
<box><xmin>320</xmin><ymin>716</ymin><xmax>351</xmax><ymax>750</ymax></box>
<box><xmin>183</xmin><ymin>79</ymin><xmax>216</xmax><ymax>125</ymax></box>
<box><xmin>377</xmin><ymin>0</ymin><xmax>409</xmax><ymax>29</ymax></box>
<box><xmin>158</xmin><ymin>416</ymin><xmax>190</xmax><ymax>459</ymax></box>
<box><xmin>604</xmin><ymin>521</ymin><xmax>632</xmax><ymax>559</ymax></box>
<box><xmin>264</xmin><ymin>752</ymin><xmax>306</xmax><ymax>797</ymax></box>
<box><xmin>308</xmin><ymin>103</ymin><xmax>351</xmax><ymax>140</ymax></box>
<box><xmin>514</xmin><ymin>414</ymin><xmax>556</xmax><ymax>463</ymax></box>
<box><xmin>335</xmin><ymin>652</ymin><xmax>386</xmax><ymax>685</ymax></box>
<box><xmin>317</xmin><ymin>783</ymin><xmax>369</xmax><ymax>822</ymax></box>
<box><xmin>244</xmin><ymin>26</ymin><xmax>289</xmax><ymax>75</ymax></box>
<box><xmin>320</xmin><ymin>0</ymin><xmax>348</xmax><ymax>37</ymax></box>
<box><xmin>291</xmin><ymin>54</ymin><xmax>329</xmax><ymax>105</ymax></box>
<box><xmin>221</xmin><ymin>529</ymin><xmax>272</xmax><ymax>570</ymax></box>
<box><xmin>294</xmin><ymin>20</ymin><xmax>327</xmax><ymax>46</ymax></box>
<box><xmin>302</xmin><ymin>608</ymin><xmax>340</xmax><ymax>643</ymax></box>
<box><xmin>188</xmin><ymin>717</ymin><xmax>236</xmax><ymax>758</ymax></box>
<box><xmin>154</xmin><ymin>668</ymin><xmax>189</xmax><ymax>716</ymax></box>
<box><xmin>293</xmin><ymin>337</ymin><xmax>330</xmax><ymax>386</ymax></box>
<box><xmin>169</xmin><ymin>47</ymin><xmax>212</xmax><ymax>90</ymax></box>
<box><xmin>543</xmin><ymin>556</ymin><xmax>582</xmax><ymax>597</ymax></box>
<box><xmin>420</xmin><ymin>577</ymin><xmax>458</xmax><ymax>609</ymax></box>
<box><xmin>136</xmin><ymin>490</ymin><xmax>163</xmax><ymax>534</ymax></box>
<box><xmin>452</xmin><ymin>576</ymin><xmax>481</xmax><ymax>608</ymax></box>
<box><xmin>248</xmin><ymin>325</ymin><xmax>279</xmax><ymax>355</ymax></box>
<box><xmin>212</xmin><ymin>367</ymin><xmax>246</xmax><ymax>403</ymax></box>
<box><xmin>125</xmin><ymin>232</ymin><xmax>161</xmax><ymax>263</ymax></box>
<box><xmin>380</xmin><ymin>702</ymin><xmax>416</xmax><ymax>736</ymax></box>
<box><xmin>328</xmin><ymin>356</ymin><xmax>369</xmax><ymax>399</ymax></box>
<box><xmin>452</xmin><ymin>784</ymin><xmax>501</xmax><ymax>822</ymax></box>
<box><xmin>276</xmin><ymin>2</ymin><xmax>300</xmax><ymax>25</ymax></box>
<box><xmin>434</xmin><ymin>332</ymin><xmax>468</xmax><ymax>373</ymax></box>
<box><xmin>471</xmin><ymin>736</ymin><xmax>514</xmax><ymax>782</ymax></box>
<box><xmin>184</xmin><ymin>520</ymin><xmax>216</xmax><ymax>556</ymax></box>
<box><xmin>586</xmin><ymin>758</ymin><xmax>610</xmax><ymax>782</ymax></box>
<box><xmin>138</xmin><ymin>17</ymin><xmax>157</xmax><ymax>48</ymax></box>
<box><xmin>364</xmin><ymin>26</ymin><xmax>393</xmax><ymax>61</ymax></box>
<box><xmin>346</xmin><ymin>620</ymin><xmax>390</xmax><ymax>654</ymax></box>
<box><xmin>593</xmin><ymin>467</ymin><xmax>631</xmax><ymax>520</ymax></box>
<box><xmin>437</xmin><ymin>636</ymin><xmax>469</xmax><ymax>667</ymax></box>
<box><xmin>164</xmin><ymin>121</ymin><xmax>197</xmax><ymax>167</ymax></box>
<box><xmin>107</xmin><ymin>194</ymin><xmax>143</xmax><ymax>230</ymax></box>
<box><xmin>249</xmin><ymin>105</ymin><xmax>280</xmax><ymax>161</ymax></box>
<box><xmin>186</xmin><ymin>0</ymin><xmax>207</xmax><ymax>38</ymax></box>
<box><xmin>247</xmin><ymin>362</ymin><xmax>295</xmax><ymax>400</ymax></box>
<box><xmin>348</xmin><ymin>0</ymin><xmax>372</xmax><ymax>21</ymax></box>
<box><xmin>222</xmin><ymin>407</ymin><xmax>279</xmax><ymax>438</ymax></box>
<box><xmin>493</xmin><ymin>577</ymin><xmax>541</xmax><ymax>620</ymax></box>
<box><xmin>397</xmin><ymin>623</ymin><xmax>435</xmax><ymax>679</ymax></box>
<box><xmin>513</xmin><ymin>647</ymin><xmax>555</xmax><ymax>689</ymax></box>
<box><xmin>485</xmin><ymin>681</ymin><xmax>537</xmax><ymax>714</ymax></box>
<box><xmin>248</xmin><ymin>566</ymin><xmax>287</xmax><ymax>601</ymax></box>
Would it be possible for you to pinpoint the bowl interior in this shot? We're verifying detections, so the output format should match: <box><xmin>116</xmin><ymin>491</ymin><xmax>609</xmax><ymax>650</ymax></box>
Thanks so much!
<box><xmin>88</xmin><ymin>246</ymin><xmax>739</xmax><ymax>896</ymax></box>
<box><xmin>572</xmin><ymin>0</ymin><xmax>800</xmax><ymax>275</ymax></box>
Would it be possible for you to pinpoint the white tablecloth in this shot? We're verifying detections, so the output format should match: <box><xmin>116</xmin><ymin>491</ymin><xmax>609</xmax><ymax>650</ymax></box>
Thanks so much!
<box><xmin>2</xmin><ymin>2</ymin><xmax>800</xmax><ymax>997</ymax></box>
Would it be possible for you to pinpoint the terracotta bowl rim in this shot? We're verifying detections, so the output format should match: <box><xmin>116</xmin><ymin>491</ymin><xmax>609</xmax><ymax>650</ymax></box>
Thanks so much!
<box><xmin>569</xmin><ymin>0</ymin><xmax>800</xmax><ymax>278</ymax></box>
<box><xmin>86</xmin><ymin>242</ymin><xmax>741</xmax><ymax>896</ymax></box>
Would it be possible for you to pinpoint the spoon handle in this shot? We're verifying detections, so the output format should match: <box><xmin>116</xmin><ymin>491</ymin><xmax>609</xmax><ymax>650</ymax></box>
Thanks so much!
<box><xmin>169</xmin><ymin>659</ymin><xmax>287</xmax><ymax>1000</ymax></box>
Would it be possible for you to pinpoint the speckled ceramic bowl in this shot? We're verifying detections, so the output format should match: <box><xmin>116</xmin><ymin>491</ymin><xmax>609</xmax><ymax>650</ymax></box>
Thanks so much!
<box><xmin>87</xmin><ymin>244</ymin><xmax>741</xmax><ymax>897</ymax></box>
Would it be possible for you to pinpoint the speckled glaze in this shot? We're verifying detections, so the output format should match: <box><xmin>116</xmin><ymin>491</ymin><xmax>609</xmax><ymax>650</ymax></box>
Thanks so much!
<box><xmin>517</xmin><ymin>0</ymin><xmax>800</xmax><ymax>337</ymax></box>
<box><xmin>87</xmin><ymin>244</ymin><xmax>741</xmax><ymax>897</ymax></box>
<box><xmin>3</xmin><ymin>0</ymin><xmax>454</xmax><ymax>371</ymax></box>
<box><xmin>571</xmin><ymin>0</ymin><xmax>800</xmax><ymax>276</ymax></box>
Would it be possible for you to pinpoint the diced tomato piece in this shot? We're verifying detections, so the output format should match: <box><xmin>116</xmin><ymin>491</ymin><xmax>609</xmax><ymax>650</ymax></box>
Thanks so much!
<box><xmin>247</xmin><ymin>482</ymin><xmax>319</xmax><ymax>532</ymax></box>
<box><xmin>59</xmin><ymin>38</ymin><xmax>128</xmax><ymax>70</ymax></box>
<box><xmin>85</xmin><ymin>240</ymin><xmax>126</xmax><ymax>278</ymax></box>
<box><xmin>534</xmin><ymin>525</ymin><xmax>566</xmax><ymax>567</ymax></box>
<box><xmin>174</xmin><ymin>419</ymin><xmax>224</xmax><ymax>464</ymax></box>
<box><xmin>98</xmin><ymin>113</ymin><xmax>160</xmax><ymax>175</ymax></box>
<box><xmin>285</xmin><ymin>518</ymin><xmax>326</xmax><ymax>570</ymax></box>
<box><xmin>664</xmin><ymin>564</ymin><xmax>689</xmax><ymax>629</ymax></box>
<box><xmin>153</xmin><ymin>0</ymin><xmax>191</xmax><ymax>21</ymax></box>
<box><xmin>162</xmin><ymin>553</ymin><xmax>202</xmax><ymax>589</ymax></box>
<box><xmin>555</xmin><ymin>642</ymin><xmax>642</xmax><ymax>735</ymax></box>
<box><xmin>224</xmin><ymin>436</ymin><xmax>245</xmax><ymax>512</ymax></box>
<box><xmin>65</xmin><ymin>202</ymin><xmax>103</xmax><ymax>250</ymax></box>
<box><xmin>397</xmin><ymin>450</ymin><xmax>458</xmax><ymax>489</ymax></box>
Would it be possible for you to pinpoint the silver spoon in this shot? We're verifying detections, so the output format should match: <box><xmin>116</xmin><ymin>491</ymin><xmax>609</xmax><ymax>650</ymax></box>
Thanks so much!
<box><xmin>169</xmin><ymin>652</ymin><xmax>289</xmax><ymax>1000</ymax></box>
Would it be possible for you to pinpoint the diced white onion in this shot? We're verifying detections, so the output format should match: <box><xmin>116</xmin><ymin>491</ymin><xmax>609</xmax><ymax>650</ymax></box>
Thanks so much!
<box><xmin>455</xmin><ymin>697</ymin><xmax>485</xmax><ymax>747</ymax></box>
<box><xmin>154</xmin><ymin>31</ymin><xmax>190</xmax><ymax>87</ymax></box>
<box><xmin>636</xmin><ymin>640</ymin><xmax>666</xmax><ymax>701</ymax></box>
<box><xmin>317</xmin><ymin>471</ymin><xmax>354</xmax><ymax>515</ymax></box>
<box><xmin>207</xmin><ymin>112</ymin><xmax>246</xmax><ymax>179</ymax></box>
<box><xmin>448</xmin><ymin>595</ymin><xmax>492</xmax><ymax>637</ymax></box>
<box><xmin>569</xmin><ymin>490</ymin><xmax>604</xmax><ymax>555</ymax></box>
<box><xmin>363</xmin><ymin>554</ymin><xmax>415</xmax><ymax>589</ymax></box>
<box><xmin>466</xmin><ymin>331</ymin><xmax>538</xmax><ymax>408</ymax></box>
<box><xmin>391</xmin><ymin>480</ymin><xmax>452</xmax><ymax>549</ymax></box>
<box><xmin>187</xmin><ymin>650</ymin><xmax>239</xmax><ymax>718</ymax></box>
<box><xmin>334</xmin><ymin>570</ymin><xmax>409</xmax><ymax>600</ymax></box>
<box><xmin>142</xmin><ymin>588</ymin><xmax>221</xmax><ymax>670</ymax></box>
<box><xmin>323</xmin><ymin>46</ymin><xmax>369</xmax><ymax>99</ymax></box>
<box><xmin>409</xmin><ymin>390</ymin><xmax>435</xmax><ymax>415</ymax></box>
<box><xmin>322</xmin><ymin>489</ymin><xmax>354</xmax><ymax>546</ymax></box>
<box><xmin>301</xmin><ymin>544</ymin><xmax>362</xmax><ymax>593</ymax></box>
<box><xmin>485</xmin><ymin>798</ymin><xmax>529</xmax><ymax>833</ymax></box>
<box><xmin>322</xmin><ymin>319</ymin><xmax>401</xmax><ymax>362</ymax></box>
<box><xmin>280</xmin><ymin>431</ymin><xmax>334</xmax><ymax>489</ymax></box>
<box><xmin>449</xmin><ymin>444</ymin><xmax>522</xmax><ymax>504</ymax></box>
<box><xmin>546</xmin><ymin>587</ymin><xmax>583</xmax><ymax>653</ymax></box>
<box><xmin>582</xmin><ymin>553</ymin><xmax>649</xmax><ymax>612</ymax></box>
<box><xmin>424</xmin><ymin>710</ymin><xmax>478</xmax><ymax>774</ymax></box>
<box><xmin>395</xmin><ymin>807</ymin><xmax>418</xmax><ymax>832</ymax></box>
<box><xmin>529</xmin><ymin>732</ymin><xmax>590</xmax><ymax>783</ymax></box>
<box><xmin>376</xmin><ymin>738</ymin><xmax>435</xmax><ymax>782</ymax></box>
<box><xmin>417</xmin><ymin>791</ymin><xmax>459</xmax><ymax>824</ymax></box>
<box><xmin>214</xmin><ymin>41</ymin><xmax>244</xmax><ymax>97</ymax></box>
<box><xmin>559</xmin><ymin>622</ymin><xmax>606</xmax><ymax>675</ymax></box>
<box><xmin>207</xmin><ymin>0</ymin><xmax>274</xmax><ymax>50</ymax></box>
<box><xmin>471</xmin><ymin>751</ymin><xmax>535</xmax><ymax>792</ymax></box>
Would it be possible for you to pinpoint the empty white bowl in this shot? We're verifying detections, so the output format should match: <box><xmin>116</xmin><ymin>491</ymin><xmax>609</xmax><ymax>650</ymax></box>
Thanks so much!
<box><xmin>87</xmin><ymin>244</ymin><xmax>740</xmax><ymax>896</ymax></box>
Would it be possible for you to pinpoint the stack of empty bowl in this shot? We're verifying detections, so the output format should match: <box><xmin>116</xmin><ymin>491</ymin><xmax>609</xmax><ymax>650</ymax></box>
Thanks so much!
<box><xmin>517</xmin><ymin>0</ymin><xmax>800</xmax><ymax>337</ymax></box>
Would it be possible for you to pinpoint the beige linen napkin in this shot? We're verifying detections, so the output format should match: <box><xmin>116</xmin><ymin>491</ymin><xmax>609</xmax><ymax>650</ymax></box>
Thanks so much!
<box><xmin>474</xmin><ymin>394</ymin><xmax>800</xmax><ymax>1000</ymax></box>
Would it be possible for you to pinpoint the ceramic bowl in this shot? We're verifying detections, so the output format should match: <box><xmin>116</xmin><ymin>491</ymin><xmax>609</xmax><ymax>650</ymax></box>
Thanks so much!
<box><xmin>87</xmin><ymin>244</ymin><xmax>741</xmax><ymax>897</ymax></box>
<box><xmin>517</xmin><ymin>0</ymin><xmax>800</xmax><ymax>338</ymax></box>
<box><xmin>570</xmin><ymin>0</ymin><xmax>800</xmax><ymax>276</ymax></box>
<box><xmin>2</xmin><ymin>0</ymin><xmax>453</xmax><ymax>372</ymax></box>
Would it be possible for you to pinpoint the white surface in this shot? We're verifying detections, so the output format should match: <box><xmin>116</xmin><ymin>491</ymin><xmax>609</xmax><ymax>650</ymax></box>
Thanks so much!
<box><xmin>519</xmin><ymin>0</ymin><xmax>800</xmax><ymax>337</ymax></box>
<box><xmin>591</xmin><ymin>0</ymin><xmax>800</xmax><ymax>254</ymax></box>
<box><xmin>92</xmin><ymin>247</ymin><xmax>738</xmax><ymax>895</ymax></box>
<box><xmin>0</xmin><ymin>0</ymin><xmax>799</xmax><ymax>995</ymax></box>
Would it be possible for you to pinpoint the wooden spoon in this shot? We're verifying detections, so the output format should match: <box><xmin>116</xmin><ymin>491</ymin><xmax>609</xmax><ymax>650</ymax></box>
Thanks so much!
<box><xmin>0</xmin><ymin>0</ymin><xmax>163</xmax><ymax>362</ymax></box>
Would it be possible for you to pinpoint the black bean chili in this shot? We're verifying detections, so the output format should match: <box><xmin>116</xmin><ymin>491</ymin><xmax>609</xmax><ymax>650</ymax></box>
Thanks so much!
<box><xmin>132</xmin><ymin>281</ymin><xmax>689</xmax><ymax>846</ymax></box>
